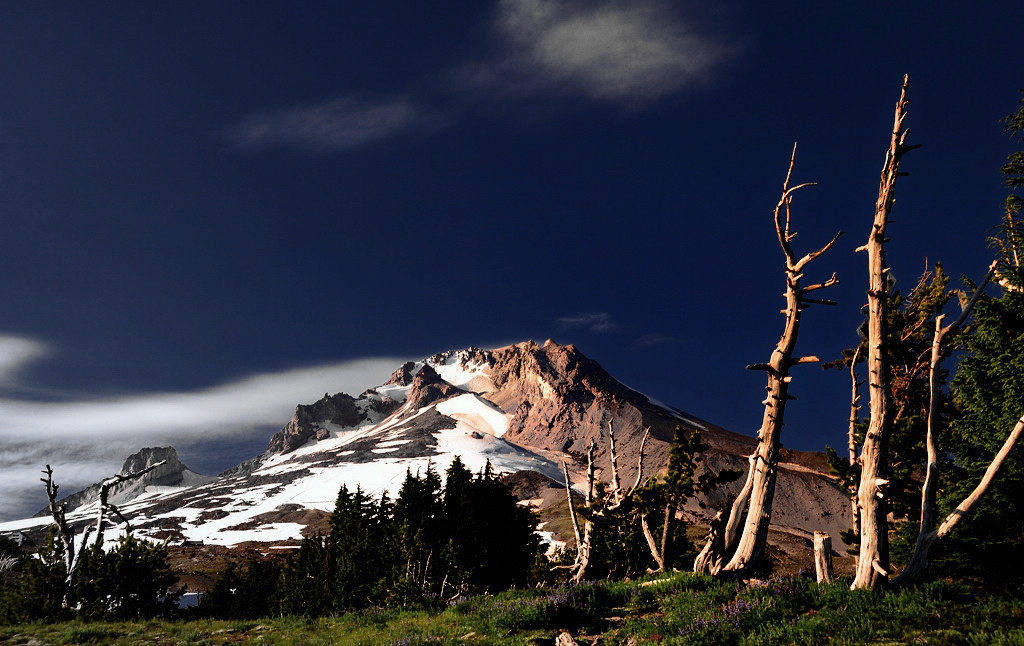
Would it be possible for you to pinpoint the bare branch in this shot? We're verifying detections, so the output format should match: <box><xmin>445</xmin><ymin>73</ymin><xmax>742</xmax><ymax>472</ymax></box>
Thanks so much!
<box><xmin>630</xmin><ymin>428</ymin><xmax>650</xmax><ymax>493</ymax></box>
<box><xmin>800</xmin><ymin>273</ymin><xmax>840</xmax><ymax>293</ymax></box>
<box><xmin>793</xmin><ymin>231</ymin><xmax>845</xmax><ymax>272</ymax></box>
<box><xmin>95</xmin><ymin>459</ymin><xmax>166</xmax><ymax>547</ymax></box>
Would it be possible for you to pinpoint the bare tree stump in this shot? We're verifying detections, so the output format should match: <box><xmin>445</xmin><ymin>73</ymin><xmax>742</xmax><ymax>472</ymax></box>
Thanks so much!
<box><xmin>813</xmin><ymin>531</ymin><xmax>834</xmax><ymax>583</ymax></box>
<box><xmin>555</xmin><ymin>630</ymin><xmax>579</xmax><ymax>646</ymax></box>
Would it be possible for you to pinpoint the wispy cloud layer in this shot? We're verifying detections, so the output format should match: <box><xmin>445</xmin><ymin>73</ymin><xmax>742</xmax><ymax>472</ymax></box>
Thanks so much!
<box><xmin>229</xmin><ymin>1</ymin><xmax>730</xmax><ymax>152</ymax></box>
<box><xmin>0</xmin><ymin>334</ymin><xmax>405</xmax><ymax>520</ymax></box>
<box><xmin>229</xmin><ymin>96</ymin><xmax>443</xmax><ymax>152</ymax></box>
<box><xmin>470</xmin><ymin>0</ymin><xmax>728</xmax><ymax>104</ymax></box>
<box><xmin>0</xmin><ymin>335</ymin><xmax>49</xmax><ymax>384</ymax></box>
<box><xmin>632</xmin><ymin>333</ymin><xmax>677</xmax><ymax>348</ymax></box>
<box><xmin>557</xmin><ymin>312</ymin><xmax>616</xmax><ymax>333</ymax></box>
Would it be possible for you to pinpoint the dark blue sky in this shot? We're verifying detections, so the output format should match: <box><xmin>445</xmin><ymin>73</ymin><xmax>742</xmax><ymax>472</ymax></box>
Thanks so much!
<box><xmin>0</xmin><ymin>1</ymin><xmax>1020</xmax><ymax>516</ymax></box>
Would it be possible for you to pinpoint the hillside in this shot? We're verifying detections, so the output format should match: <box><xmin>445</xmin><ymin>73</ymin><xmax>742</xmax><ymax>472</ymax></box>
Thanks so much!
<box><xmin>0</xmin><ymin>340</ymin><xmax>850</xmax><ymax>561</ymax></box>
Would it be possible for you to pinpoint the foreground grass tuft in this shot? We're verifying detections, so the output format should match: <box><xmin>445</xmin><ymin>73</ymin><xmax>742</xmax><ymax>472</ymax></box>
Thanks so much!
<box><xmin>2</xmin><ymin>573</ymin><xmax>1024</xmax><ymax>644</ymax></box>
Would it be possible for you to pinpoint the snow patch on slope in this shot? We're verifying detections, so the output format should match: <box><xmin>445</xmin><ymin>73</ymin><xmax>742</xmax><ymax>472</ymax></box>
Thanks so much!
<box><xmin>437</xmin><ymin>393</ymin><xmax>510</xmax><ymax>438</ymax></box>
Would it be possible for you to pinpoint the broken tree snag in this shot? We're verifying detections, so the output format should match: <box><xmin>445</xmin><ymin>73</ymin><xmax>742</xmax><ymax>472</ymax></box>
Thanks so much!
<box><xmin>712</xmin><ymin>142</ymin><xmax>842</xmax><ymax>576</ymax></box>
<box><xmin>848</xmin><ymin>345</ymin><xmax>864</xmax><ymax>537</ymax></box>
<box><xmin>42</xmin><ymin>464</ymin><xmax>95</xmax><ymax>608</ymax></box>
<box><xmin>813</xmin><ymin>531</ymin><xmax>835</xmax><ymax>583</ymax></box>
<box><xmin>852</xmin><ymin>75</ymin><xmax>917</xmax><ymax>591</ymax></box>
<box><xmin>94</xmin><ymin>459</ymin><xmax>166</xmax><ymax>547</ymax></box>
<box><xmin>41</xmin><ymin>465</ymin><xmax>76</xmax><ymax>586</ymax></box>
<box><xmin>892</xmin><ymin>263</ymin><xmax>998</xmax><ymax>586</ymax></box>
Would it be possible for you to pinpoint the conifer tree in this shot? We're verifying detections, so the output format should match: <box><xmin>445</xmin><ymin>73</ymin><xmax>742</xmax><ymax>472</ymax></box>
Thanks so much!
<box><xmin>937</xmin><ymin>90</ymin><xmax>1024</xmax><ymax>588</ymax></box>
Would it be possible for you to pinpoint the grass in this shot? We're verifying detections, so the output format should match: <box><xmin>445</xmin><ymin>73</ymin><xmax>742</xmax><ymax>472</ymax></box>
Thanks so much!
<box><xmin>3</xmin><ymin>573</ymin><xmax>1024</xmax><ymax>645</ymax></box>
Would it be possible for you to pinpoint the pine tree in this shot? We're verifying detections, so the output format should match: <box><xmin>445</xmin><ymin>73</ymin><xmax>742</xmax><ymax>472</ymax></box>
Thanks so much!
<box><xmin>72</xmin><ymin>535</ymin><xmax>182</xmax><ymax>619</ymax></box>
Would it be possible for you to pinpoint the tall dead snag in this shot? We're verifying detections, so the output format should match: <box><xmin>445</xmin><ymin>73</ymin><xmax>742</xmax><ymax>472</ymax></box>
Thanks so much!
<box><xmin>562</xmin><ymin>439</ymin><xmax>598</xmax><ymax>583</ymax></box>
<box><xmin>700</xmin><ymin>144</ymin><xmax>841</xmax><ymax>576</ymax></box>
<box><xmin>893</xmin><ymin>263</ymin><xmax>1003</xmax><ymax>585</ymax></box>
<box><xmin>852</xmin><ymin>75</ymin><xmax>920</xmax><ymax>590</ymax></box>
<box><xmin>42</xmin><ymin>465</ymin><xmax>92</xmax><ymax>607</ymax></box>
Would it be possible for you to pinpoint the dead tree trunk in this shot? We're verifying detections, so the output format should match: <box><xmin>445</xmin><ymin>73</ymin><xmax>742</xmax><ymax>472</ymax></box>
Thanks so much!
<box><xmin>703</xmin><ymin>144</ymin><xmax>842</xmax><ymax>576</ymax></box>
<box><xmin>895</xmin><ymin>411</ymin><xmax>1024</xmax><ymax>585</ymax></box>
<box><xmin>848</xmin><ymin>346</ymin><xmax>864</xmax><ymax>537</ymax></box>
<box><xmin>813</xmin><ymin>531</ymin><xmax>834</xmax><ymax>583</ymax></box>
<box><xmin>892</xmin><ymin>263</ymin><xmax>998</xmax><ymax>585</ymax></box>
<box><xmin>561</xmin><ymin>439</ymin><xmax>598</xmax><ymax>583</ymax></box>
<box><xmin>561</xmin><ymin>423</ymin><xmax>652</xmax><ymax>580</ymax></box>
<box><xmin>693</xmin><ymin>511</ymin><xmax>726</xmax><ymax>574</ymax></box>
<box><xmin>42</xmin><ymin>460</ymin><xmax>167</xmax><ymax>608</ymax></box>
<box><xmin>852</xmin><ymin>75</ymin><xmax>919</xmax><ymax>590</ymax></box>
<box><xmin>42</xmin><ymin>465</ymin><xmax>91</xmax><ymax>608</ymax></box>
<box><xmin>93</xmin><ymin>460</ymin><xmax>165</xmax><ymax>547</ymax></box>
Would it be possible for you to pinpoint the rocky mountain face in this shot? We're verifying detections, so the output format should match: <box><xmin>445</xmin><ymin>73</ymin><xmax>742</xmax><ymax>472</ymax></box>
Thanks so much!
<box><xmin>34</xmin><ymin>447</ymin><xmax>214</xmax><ymax>517</ymax></box>
<box><xmin>7</xmin><ymin>340</ymin><xmax>850</xmax><ymax>554</ymax></box>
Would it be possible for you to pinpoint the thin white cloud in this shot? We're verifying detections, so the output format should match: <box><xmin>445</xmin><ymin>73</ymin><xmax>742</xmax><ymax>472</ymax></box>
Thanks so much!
<box><xmin>230</xmin><ymin>2</ymin><xmax>730</xmax><ymax>153</ymax></box>
<box><xmin>463</xmin><ymin>0</ymin><xmax>728</xmax><ymax>105</ymax></box>
<box><xmin>631</xmin><ymin>333</ymin><xmax>678</xmax><ymax>348</ymax></box>
<box><xmin>557</xmin><ymin>312</ymin><xmax>616</xmax><ymax>333</ymax></box>
<box><xmin>229</xmin><ymin>95</ymin><xmax>444</xmax><ymax>151</ymax></box>
<box><xmin>0</xmin><ymin>334</ymin><xmax>406</xmax><ymax>520</ymax></box>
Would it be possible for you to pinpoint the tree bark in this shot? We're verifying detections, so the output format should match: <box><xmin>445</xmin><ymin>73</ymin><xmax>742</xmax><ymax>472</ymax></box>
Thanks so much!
<box><xmin>813</xmin><ymin>531</ymin><xmax>834</xmax><ymax>583</ymax></box>
<box><xmin>852</xmin><ymin>75</ymin><xmax>918</xmax><ymax>590</ymax></box>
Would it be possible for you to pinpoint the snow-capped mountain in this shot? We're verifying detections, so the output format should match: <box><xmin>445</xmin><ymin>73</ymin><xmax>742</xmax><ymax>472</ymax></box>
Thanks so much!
<box><xmin>0</xmin><ymin>340</ymin><xmax>850</xmax><ymax>551</ymax></box>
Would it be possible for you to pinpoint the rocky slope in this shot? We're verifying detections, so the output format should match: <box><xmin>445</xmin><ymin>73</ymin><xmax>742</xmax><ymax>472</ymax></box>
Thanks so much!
<box><xmin>3</xmin><ymin>340</ymin><xmax>850</xmax><ymax>553</ymax></box>
<box><xmin>33</xmin><ymin>447</ymin><xmax>215</xmax><ymax>517</ymax></box>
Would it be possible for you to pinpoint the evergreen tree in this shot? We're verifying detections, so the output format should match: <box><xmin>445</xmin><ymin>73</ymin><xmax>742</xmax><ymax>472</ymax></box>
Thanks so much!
<box><xmin>328</xmin><ymin>485</ymin><xmax>392</xmax><ymax>609</ymax></box>
<box><xmin>279</xmin><ymin>534</ymin><xmax>332</xmax><ymax>615</ymax></box>
<box><xmin>199</xmin><ymin>558</ymin><xmax>281</xmax><ymax>619</ymax></box>
<box><xmin>72</xmin><ymin>535</ymin><xmax>182</xmax><ymax>619</ymax></box>
<box><xmin>939</xmin><ymin>93</ymin><xmax>1024</xmax><ymax>587</ymax></box>
<box><xmin>392</xmin><ymin>464</ymin><xmax>443</xmax><ymax>601</ymax></box>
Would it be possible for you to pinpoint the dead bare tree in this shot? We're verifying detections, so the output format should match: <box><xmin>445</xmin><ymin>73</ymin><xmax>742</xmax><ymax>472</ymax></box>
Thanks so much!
<box><xmin>42</xmin><ymin>465</ymin><xmax>92</xmax><ymax>607</ymax></box>
<box><xmin>93</xmin><ymin>460</ymin><xmax>165</xmax><ymax>547</ymax></box>
<box><xmin>560</xmin><ymin>421</ymin><xmax>651</xmax><ymax>581</ymax></box>
<box><xmin>891</xmin><ymin>262</ymin><xmax>1014</xmax><ymax>585</ymax></box>
<box><xmin>851</xmin><ymin>75</ymin><xmax>920</xmax><ymax>590</ymax></box>
<box><xmin>561</xmin><ymin>439</ymin><xmax>598</xmax><ymax>583</ymax></box>
<box><xmin>694</xmin><ymin>143</ymin><xmax>842</xmax><ymax>576</ymax></box>
<box><xmin>847</xmin><ymin>346</ymin><xmax>864</xmax><ymax>537</ymax></box>
<box><xmin>41</xmin><ymin>460</ymin><xmax>165</xmax><ymax>608</ymax></box>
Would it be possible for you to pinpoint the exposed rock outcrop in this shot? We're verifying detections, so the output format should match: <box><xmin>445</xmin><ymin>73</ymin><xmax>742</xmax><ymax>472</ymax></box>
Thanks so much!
<box><xmin>34</xmin><ymin>446</ymin><xmax>212</xmax><ymax>516</ymax></box>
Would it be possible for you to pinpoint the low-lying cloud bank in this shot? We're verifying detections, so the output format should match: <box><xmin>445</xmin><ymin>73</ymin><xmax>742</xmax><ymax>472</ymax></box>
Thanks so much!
<box><xmin>0</xmin><ymin>334</ymin><xmax>405</xmax><ymax>521</ymax></box>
